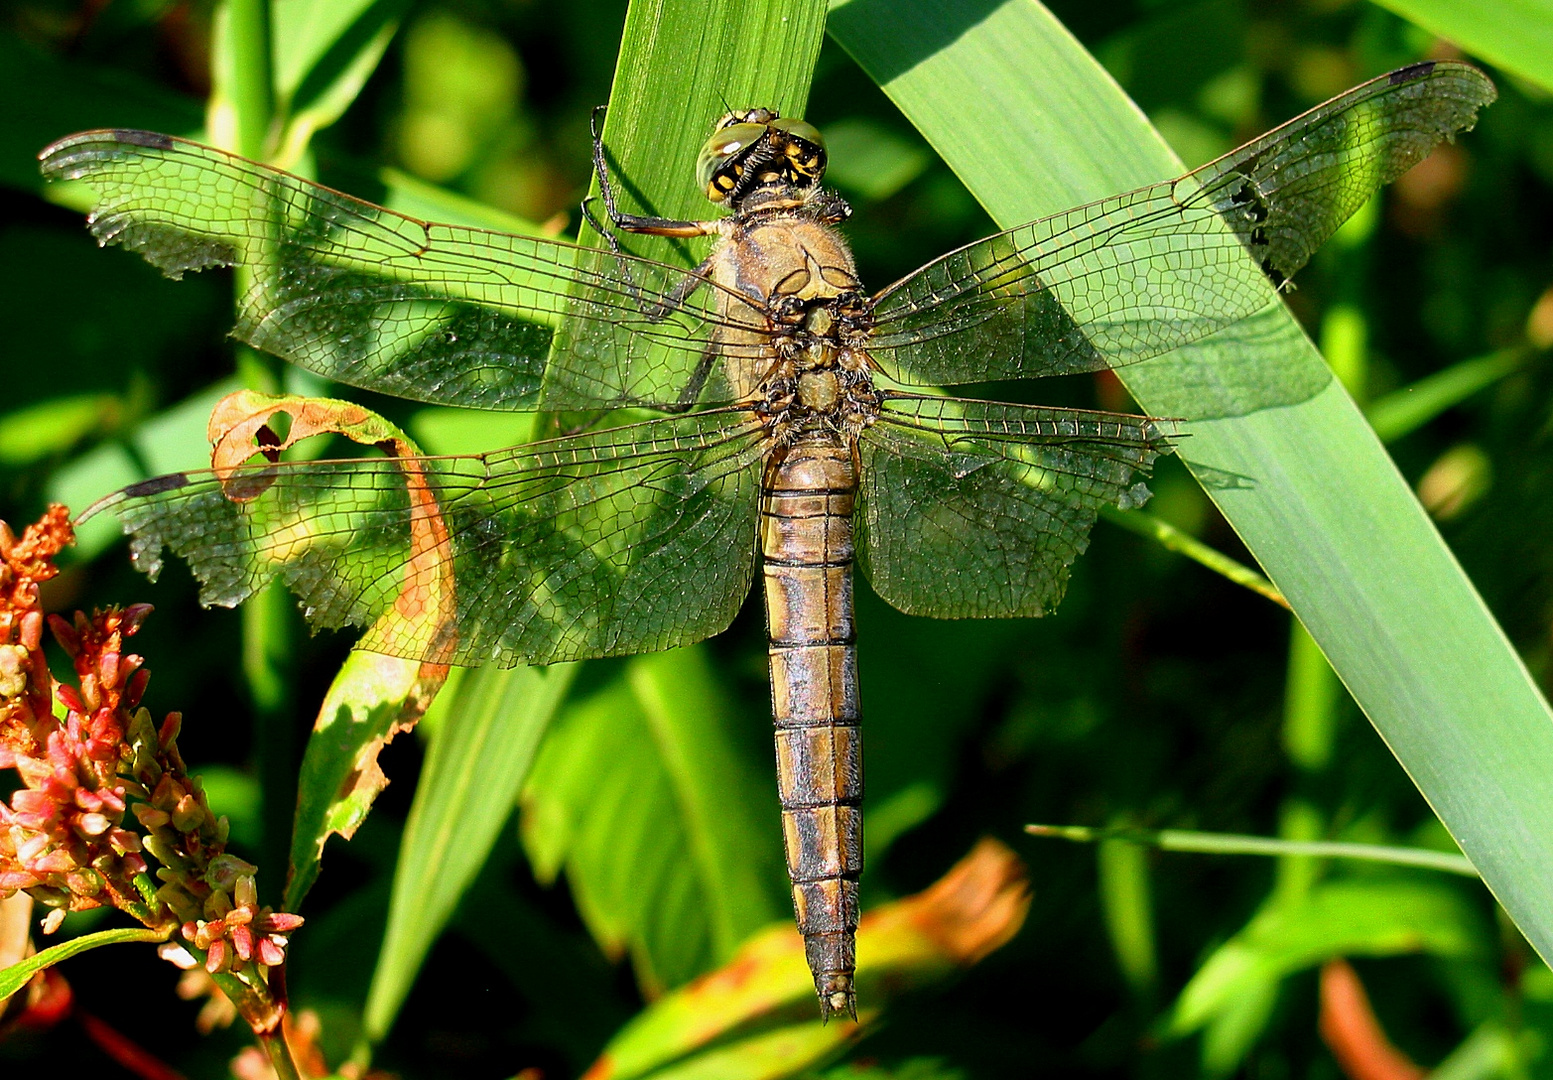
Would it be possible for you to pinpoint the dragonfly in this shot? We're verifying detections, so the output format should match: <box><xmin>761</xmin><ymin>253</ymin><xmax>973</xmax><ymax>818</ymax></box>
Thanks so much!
<box><xmin>41</xmin><ymin>59</ymin><xmax>1494</xmax><ymax>1019</ymax></box>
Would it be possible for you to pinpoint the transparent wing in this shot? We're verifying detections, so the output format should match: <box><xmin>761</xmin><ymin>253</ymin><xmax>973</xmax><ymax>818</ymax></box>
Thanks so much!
<box><xmin>866</xmin><ymin>60</ymin><xmax>1496</xmax><ymax>385</ymax></box>
<box><xmin>856</xmin><ymin>394</ymin><xmax>1174</xmax><ymax>618</ymax></box>
<box><xmin>39</xmin><ymin>131</ymin><xmax>769</xmax><ymax>411</ymax></box>
<box><xmin>86</xmin><ymin>411</ymin><xmax>770</xmax><ymax>666</ymax></box>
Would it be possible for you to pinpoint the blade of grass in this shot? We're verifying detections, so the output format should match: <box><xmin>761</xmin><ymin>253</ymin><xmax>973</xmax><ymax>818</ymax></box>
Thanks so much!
<box><xmin>362</xmin><ymin>662</ymin><xmax>576</xmax><ymax>1045</ymax></box>
<box><xmin>1367</xmin><ymin>347</ymin><xmax>1525</xmax><ymax>444</ymax></box>
<box><xmin>831</xmin><ymin>0</ymin><xmax>1553</xmax><ymax>973</ymax></box>
<box><xmin>0</xmin><ymin>926</ymin><xmax>173</xmax><ymax>1000</ymax></box>
<box><xmin>1368</xmin><ymin>0</ymin><xmax>1553</xmax><ymax>94</ymax></box>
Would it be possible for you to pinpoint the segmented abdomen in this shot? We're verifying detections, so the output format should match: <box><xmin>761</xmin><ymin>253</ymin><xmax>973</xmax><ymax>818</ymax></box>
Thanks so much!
<box><xmin>761</xmin><ymin>433</ymin><xmax>863</xmax><ymax>1021</ymax></box>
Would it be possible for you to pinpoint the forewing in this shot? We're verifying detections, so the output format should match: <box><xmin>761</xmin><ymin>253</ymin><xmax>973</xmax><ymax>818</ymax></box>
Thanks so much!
<box><xmin>857</xmin><ymin>395</ymin><xmax>1173</xmax><ymax>618</ymax></box>
<box><xmin>867</xmin><ymin>60</ymin><xmax>1496</xmax><ymax>385</ymax></box>
<box><xmin>87</xmin><ymin>411</ymin><xmax>769</xmax><ymax>666</ymax></box>
<box><xmin>39</xmin><ymin>131</ymin><xmax>762</xmax><ymax>411</ymax></box>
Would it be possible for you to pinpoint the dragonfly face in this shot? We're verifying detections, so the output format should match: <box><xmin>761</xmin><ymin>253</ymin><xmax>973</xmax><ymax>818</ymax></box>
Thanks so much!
<box><xmin>39</xmin><ymin>59</ymin><xmax>1496</xmax><ymax>1020</ymax></box>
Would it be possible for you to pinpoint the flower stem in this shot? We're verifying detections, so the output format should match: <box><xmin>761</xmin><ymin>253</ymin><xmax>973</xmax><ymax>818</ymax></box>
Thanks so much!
<box><xmin>261</xmin><ymin>1027</ymin><xmax>302</xmax><ymax>1080</ymax></box>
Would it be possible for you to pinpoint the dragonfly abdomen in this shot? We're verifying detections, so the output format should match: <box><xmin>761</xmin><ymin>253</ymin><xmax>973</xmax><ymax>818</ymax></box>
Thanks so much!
<box><xmin>761</xmin><ymin>433</ymin><xmax>863</xmax><ymax>1021</ymax></box>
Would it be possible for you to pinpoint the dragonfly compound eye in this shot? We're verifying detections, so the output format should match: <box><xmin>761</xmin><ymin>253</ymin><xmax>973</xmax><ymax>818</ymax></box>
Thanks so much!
<box><xmin>695</xmin><ymin>110</ymin><xmax>827</xmax><ymax>203</ymax></box>
<box><xmin>771</xmin><ymin>117</ymin><xmax>827</xmax><ymax>188</ymax></box>
<box><xmin>697</xmin><ymin>119</ymin><xmax>770</xmax><ymax>203</ymax></box>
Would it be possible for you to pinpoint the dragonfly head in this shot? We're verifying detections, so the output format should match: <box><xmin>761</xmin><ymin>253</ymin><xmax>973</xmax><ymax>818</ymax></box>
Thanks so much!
<box><xmin>697</xmin><ymin>108</ymin><xmax>827</xmax><ymax>207</ymax></box>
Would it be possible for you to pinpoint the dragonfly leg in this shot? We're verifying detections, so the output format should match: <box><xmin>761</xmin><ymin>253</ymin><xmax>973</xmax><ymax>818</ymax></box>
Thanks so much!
<box><xmin>589</xmin><ymin>104</ymin><xmax>719</xmax><ymax>238</ymax></box>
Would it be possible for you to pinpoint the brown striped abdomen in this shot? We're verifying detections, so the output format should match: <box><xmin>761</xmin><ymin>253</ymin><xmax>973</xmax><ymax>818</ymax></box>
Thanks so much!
<box><xmin>761</xmin><ymin>433</ymin><xmax>863</xmax><ymax>1021</ymax></box>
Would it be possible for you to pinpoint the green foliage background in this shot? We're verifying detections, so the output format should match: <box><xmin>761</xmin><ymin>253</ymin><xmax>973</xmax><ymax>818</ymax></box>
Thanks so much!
<box><xmin>4</xmin><ymin>0</ymin><xmax>1553</xmax><ymax>1077</ymax></box>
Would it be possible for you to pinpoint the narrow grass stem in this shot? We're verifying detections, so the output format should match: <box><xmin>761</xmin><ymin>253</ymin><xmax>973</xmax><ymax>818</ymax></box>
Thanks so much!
<box><xmin>1025</xmin><ymin>824</ymin><xmax>1478</xmax><ymax>877</ymax></box>
<box><xmin>1101</xmin><ymin>505</ymin><xmax>1287</xmax><ymax>607</ymax></box>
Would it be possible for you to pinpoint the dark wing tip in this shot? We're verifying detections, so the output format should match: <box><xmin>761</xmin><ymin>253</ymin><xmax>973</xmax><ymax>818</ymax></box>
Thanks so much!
<box><xmin>39</xmin><ymin>129</ymin><xmax>176</xmax><ymax>177</ymax></box>
<box><xmin>1389</xmin><ymin>60</ymin><xmax>1437</xmax><ymax>85</ymax></box>
<box><xmin>109</xmin><ymin>129</ymin><xmax>176</xmax><ymax>150</ymax></box>
<box><xmin>122</xmin><ymin>473</ymin><xmax>193</xmax><ymax>499</ymax></box>
<box><xmin>75</xmin><ymin>472</ymin><xmax>194</xmax><ymax>525</ymax></box>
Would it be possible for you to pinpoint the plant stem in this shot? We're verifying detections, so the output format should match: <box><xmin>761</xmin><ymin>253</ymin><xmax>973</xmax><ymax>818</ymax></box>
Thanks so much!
<box><xmin>1100</xmin><ymin>505</ymin><xmax>1287</xmax><ymax>607</ymax></box>
<box><xmin>1025</xmin><ymin>823</ymin><xmax>1478</xmax><ymax>876</ymax></box>
<box><xmin>261</xmin><ymin>1027</ymin><xmax>303</xmax><ymax>1080</ymax></box>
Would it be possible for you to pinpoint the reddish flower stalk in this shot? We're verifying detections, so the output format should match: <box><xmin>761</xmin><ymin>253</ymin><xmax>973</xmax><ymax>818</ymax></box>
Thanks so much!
<box><xmin>0</xmin><ymin>507</ymin><xmax>302</xmax><ymax>1041</ymax></box>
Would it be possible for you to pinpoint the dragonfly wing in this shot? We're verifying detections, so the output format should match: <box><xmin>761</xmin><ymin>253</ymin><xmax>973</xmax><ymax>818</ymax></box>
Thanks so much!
<box><xmin>89</xmin><ymin>410</ymin><xmax>769</xmax><ymax>666</ymax></box>
<box><xmin>39</xmin><ymin>131</ymin><xmax>759</xmax><ymax>411</ymax></box>
<box><xmin>857</xmin><ymin>395</ymin><xmax>1174</xmax><ymax>618</ymax></box>
<box><xmin>866</xmin><ymin>60</ymin><xmax>1496</xmax><ymax>385</ymax></box>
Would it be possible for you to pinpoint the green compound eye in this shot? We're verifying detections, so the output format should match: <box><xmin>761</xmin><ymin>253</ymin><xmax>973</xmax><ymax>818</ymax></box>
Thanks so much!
<box><xmin>772</xmin><ymin>118</ymin><xmax>827</xmax><ymax>187</ymax></box>
<box><xmin>696</xmin><ymin>122</ymin><xmax>768</xmax><ymax>203</ymax></box>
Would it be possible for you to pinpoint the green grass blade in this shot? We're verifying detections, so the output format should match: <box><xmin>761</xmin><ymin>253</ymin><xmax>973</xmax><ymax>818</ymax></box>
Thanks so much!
<box><xmin>362</xmin><ymin>662</ymin><xmax>576</xmax><ymax>1044</ymax></box>
<box><xmin>1367</xmin><ymin>347</ymin><xmax>1525</xmax><ymax>443</ymax></box>
<box><xmin>1368</xmin><ymin>0</ymin><xmax>1553</xmax><ymax>94</ymax></box>
<box><xmin>829</xmin><ymin>0</ymin><xmax>1553</xmax><ymax>971</ymax></box>
<box><xmin>1101</xmin><ymin>505</ymin><xmax>1287</xmax><ymax>607</ymax></box>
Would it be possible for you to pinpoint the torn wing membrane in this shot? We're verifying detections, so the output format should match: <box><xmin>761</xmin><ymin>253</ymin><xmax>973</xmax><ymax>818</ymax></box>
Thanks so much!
<box><xmin>865</xmin><ymin>60</ymin><xmax>1495</xmax><ymax>388</ymax></box>
<box><xmin>86</xmin><ymin>409</ymin><xmax>772</xmax><ymax>667</ymax></box>
<box><xmin>39</xmin><ymin>131</ymin><xmax>772</xmax><ymax>413</ymax></box>
<box><xmin>856</xmin><ymin>394</ymin><xmax>1174</xmax><ymax>620</ymax></box>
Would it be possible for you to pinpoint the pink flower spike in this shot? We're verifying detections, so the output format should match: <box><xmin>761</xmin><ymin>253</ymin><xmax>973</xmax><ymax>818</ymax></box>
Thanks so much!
<box><xmin>21</xmin><ymin>609</ymin><xmax>43</xmax><ymax>651</ymax></box>
<box><xmin>98</xmin><ymin>652</ymin><xmax>120</xmax><ymax>691</ymax></box>
<box><xmin>205</xmin><ymin>938</ymin><xmax>226</xmax><ymax>973</ymax></box>
<box><xmin>257</xmin><ymin>936</ymin><xmax>286</xmax><ymax>967</ymax></box>
<box><xmin>47</xmin><ymin>614</ymin><xmax>79</xmax><ymax>657</ymax></box>
<box><xmin>121</xmin><ymin>604</ymin><xmax>154</xmax><ymax>635</ymax></box>
<box><xmin>231</xmin><ymin>924</ymin><xmax>254</xmax><ymax>961</ymax></box>
<box><xmin>78</xmin><ymin>812</ymin><xmax>110</xmax><ymax>836</ymax></box>
<box><xmin>125</xmin><ymin>668</ymin><xmax>149</xmax><ymax>707</ymax></box>
<box><xmin>55</xmin><ymin>684</ymin><xmax>84</xmax><ymax>715</ymax></box>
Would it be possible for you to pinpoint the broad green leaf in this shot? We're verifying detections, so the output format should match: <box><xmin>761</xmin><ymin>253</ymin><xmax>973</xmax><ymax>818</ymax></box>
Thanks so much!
<box><xmin>520</xmin><ymin>649</ymin><xmax>784</xmax><ymax>996</ymax></box>
<box><xmin>287</xmin><ymin>646</ymin><xmax>449</xmax><ymax>911</ymax></box>
<box><xmin>1168</xmin><ymin>877</ymin><xmax>1489</xmax><ymax>1073</ymax></box>
<box><xmin>1170</xmin><ymin>878</ymin><xmax>1487</xmax><ymax>1034</ymax></box>
<box><xmin>0</xmin><ymin>926</ymin><xmax>173</xmax><ymax>1000</ymax></box>
<box><xmin>362</xmin><ymin>661</ymin><xmax>576</xmax><ymax>1043</ymax></box>
<box><xmin>829</xmin><ymin>0</ymin><xmax>1553</xmax><ymax>977</ymax></box>
<box><xmin>1368</xmin><ymin>0</ymin><xmax>1553</xmax><ymax>94</ymax></box>
<box><xmin>585</xmin><ymin>839</ymin><xmax>1029</xmax><ymax>1080</ymax></box>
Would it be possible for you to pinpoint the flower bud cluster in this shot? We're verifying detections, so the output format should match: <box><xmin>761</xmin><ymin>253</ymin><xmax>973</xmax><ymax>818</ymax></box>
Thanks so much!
<box><xmin>0</xmin><ymin>508</ymin><xmax>301</xmax><ymax>983</ymax></box>
<box><xmin>0</xmin><ymin>509</ymin><xmax>150</xmax><ymax>926</ymax></box>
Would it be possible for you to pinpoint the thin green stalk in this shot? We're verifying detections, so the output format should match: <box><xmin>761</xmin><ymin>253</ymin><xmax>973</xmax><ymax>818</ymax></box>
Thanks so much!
<box><xmin>1101</xmin><ymin>505</ymin><xmax>1287</xmax><ymax>607</ymax></box>
<box><xmin>225</xmin><ymin>0</ymin><xmax>275</xmax><ymax>159</ymax></box>
<box><xmin>261</xmin><ymin>1028</ymin><xmax>302</xmax><ymax>1080</ymax></box>
<box><xmin>1026</xmin><ymin>823</ymin><xmax>1478</xmax><ymax>877</ymax></box>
